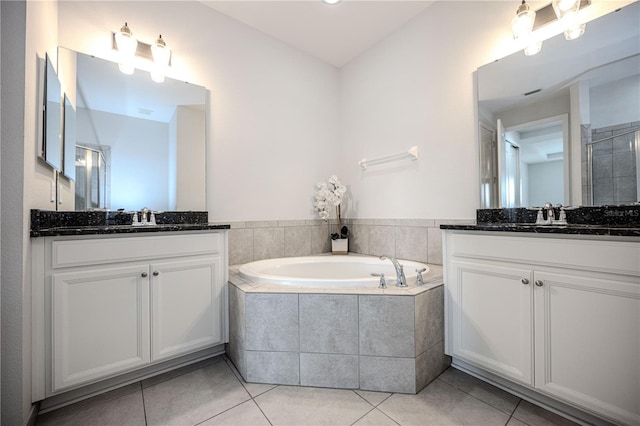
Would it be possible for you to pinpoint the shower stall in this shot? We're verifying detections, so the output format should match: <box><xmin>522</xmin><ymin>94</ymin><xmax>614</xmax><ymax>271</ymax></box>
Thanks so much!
<box><xmin>585</xmin><ymin>128</ymin><xmax>640</xmax><ymax>205</ymax></box>
<box><xmin>75</xmin><ymin>145</ymin><xmax>108</xmax><ymax>210</ymax></box>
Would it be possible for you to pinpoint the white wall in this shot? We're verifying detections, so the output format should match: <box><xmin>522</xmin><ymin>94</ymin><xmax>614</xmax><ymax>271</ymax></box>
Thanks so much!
<box><xmin>338</xmin><ymin>1</ymin><xmax>519</xmax><ymax>220</ymax></box>
<box><xmin>590</xmin><ymin>75</ymin><xmax>640</xmax><ymax>129</ymax></box>
<box><xmin>76</xmin><ymin>107</ymin><xmax>170</xmax><ymax>211</ymax></box>
<box><xmin>58</xmin><ymin>1</ymin><xmax>341</xmax><ymax>221</ymax></box>
<box><xmin>528</xmin><ymin>160</ymin><xmax>564</xmax><ymax>206</ymax></box>
<box><xmin>1</xmin><ymin>0</ymin><xmax>59</xmax><ymax>424</ymax></box>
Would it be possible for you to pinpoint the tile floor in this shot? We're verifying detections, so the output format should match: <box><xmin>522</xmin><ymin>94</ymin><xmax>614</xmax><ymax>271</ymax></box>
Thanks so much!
<box><xmin>36</xmin><ymin>355</ymin><xmax>578</xmax><ymax>426</ymax></box>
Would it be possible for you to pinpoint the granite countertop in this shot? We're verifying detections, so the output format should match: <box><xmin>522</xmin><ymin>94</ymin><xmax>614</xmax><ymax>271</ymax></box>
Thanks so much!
<box><xmin>30</xmin><ymin>209</ymin><xmax>230</xmax><ymax>237</ymax></box>
<box><xmin>440</xmin><ymin>205</ymin><xmax>640</xmax><ymax>237</ymax></box>
<box><xmin>439</xmin><ymin>223</ymin><xmax>640</xmax><ymax>237</ymax></box>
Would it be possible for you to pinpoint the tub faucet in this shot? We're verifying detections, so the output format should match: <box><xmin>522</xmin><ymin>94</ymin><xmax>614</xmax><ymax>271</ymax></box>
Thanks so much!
<box><xmin>379</xmin><ymin>255</ymin><xmax>407</xmax><ymax>288</ymax></box>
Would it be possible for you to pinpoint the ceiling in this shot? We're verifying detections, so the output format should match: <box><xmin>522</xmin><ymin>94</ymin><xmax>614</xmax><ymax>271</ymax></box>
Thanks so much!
<box><xmin>200</xmin><ymin>1</ymin><xmax>434</xmax><ymax>67</ymax></box>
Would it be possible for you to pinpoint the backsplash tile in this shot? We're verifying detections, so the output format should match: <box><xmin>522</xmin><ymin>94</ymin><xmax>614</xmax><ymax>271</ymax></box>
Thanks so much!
<box><xmin>225</xmin><ymin>218</ymin><xmax>466</xmax><ymax>266</ymax></box>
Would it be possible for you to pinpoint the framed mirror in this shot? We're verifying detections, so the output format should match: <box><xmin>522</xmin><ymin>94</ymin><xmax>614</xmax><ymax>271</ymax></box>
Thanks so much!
<box><xmin>478</xmin><ymin>2</ymin><xmax>640</xmax><ymax>208</ymax></box>
<box><xmin>57</xmin><ymin>47</ymin><xmax>207</xmax><ymax>211</ymax></box>
<box><xmin>43</xmin><ymin>54</ymin><xmax>63</xmax><ymax>172</ymax></box>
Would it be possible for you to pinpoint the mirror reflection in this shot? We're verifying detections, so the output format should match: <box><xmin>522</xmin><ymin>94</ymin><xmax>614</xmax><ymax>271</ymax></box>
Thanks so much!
<box><xmin>44</xmin><ymin>54</ymin><xmax>63</xmax><ymax>172</ymax></box>
<box><xmin>478</xmin><ymin>2</ymin><xmax>640</xmax><ymax>208</ymax></box>
<box><xmin>58</xmin><ymin>47</ymin><xmax>207</xmax><ymax>212</ymax></box>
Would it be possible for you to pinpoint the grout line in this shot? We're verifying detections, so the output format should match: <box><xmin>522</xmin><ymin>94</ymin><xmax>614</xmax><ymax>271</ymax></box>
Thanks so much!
<box><xmin>140</xmin><ymin>382</ymin><xmax>148</xmax><ymax>426</ymax></box>
<box><xmin>349</xmin><ymin>406</ymin><xmax>377</xmax><ymax>425</ymax></box>
<box><xmin>252</xmin><ymin>397</ymin><xmax>274</xmax><ymax>426</ymax></box>
<box><xmin>505</xmin><ymin>399</ymin><xmax>524</xmax><ymax>425</ymax></box>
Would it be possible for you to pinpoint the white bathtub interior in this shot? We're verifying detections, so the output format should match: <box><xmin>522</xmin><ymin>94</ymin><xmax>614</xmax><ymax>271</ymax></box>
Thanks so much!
<box><xmin>238</xmin><ymin>255</ymin><xmax>429</xmax><ymax>287</ymax></box>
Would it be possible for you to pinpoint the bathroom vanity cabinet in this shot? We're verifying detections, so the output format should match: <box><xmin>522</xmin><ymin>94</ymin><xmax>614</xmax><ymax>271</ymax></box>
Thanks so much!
<box><xmin>442</xmin><ymin>231</ymin><xmax>640</xmax><ymax>425</ymax></box>
<box><xmin>32</xmin><ymin>231</ymin><xmax>228</xmax><ymax>399</ymax></box>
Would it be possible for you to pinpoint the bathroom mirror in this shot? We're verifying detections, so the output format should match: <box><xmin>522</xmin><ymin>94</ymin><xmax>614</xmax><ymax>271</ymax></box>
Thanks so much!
<box><xmin>477</xmin><ymin>2</ymin><xmax>640</xmax><ymax>208</ymax></box>
<box><xmin>44</xmin><ymin>54</ymin><xmax>63</xmax><ymax>172</ymax></box>
<box><xmin>57</xmin><ymin>47</ymin><xmax>207</xmax><ymax>212</ymax></box>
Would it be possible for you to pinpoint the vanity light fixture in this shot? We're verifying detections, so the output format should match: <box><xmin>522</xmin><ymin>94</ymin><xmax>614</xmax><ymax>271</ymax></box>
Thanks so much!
<box><xmin>114</xmin><ymin>22</ymin><xmax>137</xmax><ymax>75</ymax></box>
<box><xmin>512</xmin><ymin>0</ymin><xmax>590</xmax><ymax>55</ymax></box>
<box><xmin>112</xmin><ymin>24</ymin><xmax>172</xmax><ymax>82</ymax></box>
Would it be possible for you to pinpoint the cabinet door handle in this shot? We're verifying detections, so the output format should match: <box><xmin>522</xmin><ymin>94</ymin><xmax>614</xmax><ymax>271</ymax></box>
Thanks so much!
<box><xmin>141</xmin><ymin>272</ymin><xmax>148</xmax><ymax>278</ymax></box>
<box><xmin>535</xmin><ymin>280</ymin><xmax>544</xmax><ymax>287</ymax></box>
<box><xmin>153</xmin><ymin>271</ymin><xmax>159</xmax><ymax>276</ymax></box>
<box><xmin>521</xmin><ymin>278</ymin><xmax>529</xmax><ymax>285</ymax></box>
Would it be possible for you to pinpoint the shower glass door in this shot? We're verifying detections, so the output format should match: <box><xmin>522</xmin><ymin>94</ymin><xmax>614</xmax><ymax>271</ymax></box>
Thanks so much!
<box><xmin>75</xmin><ymin>146</ymin><xmax>107</xmax><ymax>210</ymax></box>
<box><xmin>588</xmin><ymin>129</ymin><xmax>640</xmax><ymax>205</ymax></box>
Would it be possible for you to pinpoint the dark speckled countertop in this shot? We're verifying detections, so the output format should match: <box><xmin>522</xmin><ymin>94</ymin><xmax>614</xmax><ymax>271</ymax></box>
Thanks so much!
<box><xmin>30</xmin><ymin>209</ymin><xmax>230</xmax><ymax>237</ymax></box>
<box><xmin>440</xmin><ymin>206</ymin><xmax>640</xmax><ymax>238</ymax></box>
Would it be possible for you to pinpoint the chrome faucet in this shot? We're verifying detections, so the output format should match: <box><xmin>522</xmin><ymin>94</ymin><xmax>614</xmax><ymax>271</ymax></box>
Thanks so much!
<box><xmin>379</xmin><ymin>255</ymin><xmax>407</xmax><ymax>288</ymax></box>
<box><xmin>544</xmin><ymin>202</ymin><xmax>555</xmax><ymax>224</ymax></box>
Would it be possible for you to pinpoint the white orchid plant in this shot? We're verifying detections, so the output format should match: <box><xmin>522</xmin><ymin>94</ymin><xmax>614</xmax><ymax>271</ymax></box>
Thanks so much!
<box><xmin>314</xmin><ymin>175</ymin><xmax>349</xmax><ymax>240</ymax></box>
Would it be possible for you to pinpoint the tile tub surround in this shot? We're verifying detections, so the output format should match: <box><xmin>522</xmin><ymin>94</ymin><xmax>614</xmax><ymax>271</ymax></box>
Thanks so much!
<box><xmin>227</xmin><ymin>264</ymin><xmax>450</xmax><ymax>394</ymax></box>
<box><xmin>226</xmin><ymin>219</ymin><xmax>474</xmax><ymax>266</ymax></box>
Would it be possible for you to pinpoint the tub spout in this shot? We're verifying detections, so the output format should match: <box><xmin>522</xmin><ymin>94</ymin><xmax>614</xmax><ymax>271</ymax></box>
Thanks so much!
<box><xmin>379</xmin><ymin>255</ymin><xmax>407</xmax><ymax>288</ymax></box>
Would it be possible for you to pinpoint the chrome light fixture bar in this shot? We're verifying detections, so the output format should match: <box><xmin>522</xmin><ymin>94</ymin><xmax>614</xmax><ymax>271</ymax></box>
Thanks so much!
<box><xmin>112</xmin><ymin>23</ymin><xmax>172</xmax><ymax>82</ymax></box>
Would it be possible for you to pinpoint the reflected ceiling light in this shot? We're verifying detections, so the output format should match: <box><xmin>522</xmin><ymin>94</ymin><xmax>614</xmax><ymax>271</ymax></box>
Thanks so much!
<box><xmin>564</xmin><ymin>22</ymin><xmax>586</xmax><ymax>40</ymax></box>
<box><xmin>151</xmin><ymin>35</ymin><xmax>171</xmax><ymax>83</ymax></box>
<box><xmin>114</xmin><ymin>22</ymin><xmax>137</xmax><ymax>75</ymax></box>
<box><xmin>524</xmin><ymin>41</ymin><xmax>543</xmax><ymax>56</ymax></box>
<box><xmin>512</xmin><ymin>0</ymin><xmax>536</xmax><ymax>40</ymax></box>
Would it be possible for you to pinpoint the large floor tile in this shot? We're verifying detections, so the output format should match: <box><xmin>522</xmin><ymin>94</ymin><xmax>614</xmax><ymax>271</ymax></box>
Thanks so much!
<box><xmin>36</xmin><ymin>390</ymin><xmax>145</xmax><ymax>426</ymax></box>
<box><xmin>353</xmin><ymin>408</ymin><xmax>399</xmax><ymax>426</ymax></box>
<box><xmin>143</xmin><ymin>360</ymin><xmax>250</xmax><ymax>425</ymax></box>
<box><xmin>377</xmin><ymin>379</ymin><xmax>510</xmax><ymax>426</ymax></box>
<box><xmin>438</xmin><ymin>367</ymin><xmax>519</xmax><ymax>414</ymax></box>
<box><xmin>254</xmin><ymin>386</ymin><xmax>372</xmax><ymax>425</ymax></box>
<box><xmin>199</xmin><ymin>400</ymin><xmax>271</xmax><ymax>426</ymax></box>
<box><xmin>512</xmin><ymin>400</ymin><xmax>579</xmax><ymax>426</ymax></box>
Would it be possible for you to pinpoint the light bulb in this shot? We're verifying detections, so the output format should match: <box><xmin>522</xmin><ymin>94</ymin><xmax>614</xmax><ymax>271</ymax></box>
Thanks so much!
<box><xmin>151</xmin><ymin>35</ymin><xmax>170</xmax><ymax>83</ymax></box>
<box><xmin>512</xmin><ymin>1</ymin><xmax>536</xmax><ymax>40</ymax></box>
<box><xmin>115</xmin><ymin>22</ymin><xmax>137</xmax><ymax>75</ymax></box>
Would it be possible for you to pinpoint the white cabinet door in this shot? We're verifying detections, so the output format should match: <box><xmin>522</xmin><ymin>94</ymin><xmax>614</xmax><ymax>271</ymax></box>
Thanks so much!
<box><xmin>150</xmin><ymin>256</ymin><xmax>224</xmax><ymax>362</ymax></box>
<box><xmin>51</xmin><ymin>264</ymin><xmax>150</xmax><ymax>392</ymax></box>
<box><xmin>450</xmin><ymin>261</ymin><xmax>534</xmax><ymax>385</ymax></box>
<box><xmin>534</xmin><ymin>271</ymin><xmax>640</xmax><ymax>425</ymax></box>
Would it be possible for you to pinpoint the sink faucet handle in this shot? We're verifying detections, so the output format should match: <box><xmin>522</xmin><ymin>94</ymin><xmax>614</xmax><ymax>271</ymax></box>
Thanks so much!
<box><xmin>416</xmin><ymin>267</ymin><xmax>427</xmax><ymax>285</ymax></box>
<box><xmin>371</xmin><ymin>272</ymin><xmax>386</xmax><ymax>289</ymax></box>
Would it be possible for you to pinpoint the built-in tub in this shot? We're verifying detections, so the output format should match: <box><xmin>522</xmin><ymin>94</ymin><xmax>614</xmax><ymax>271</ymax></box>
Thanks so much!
<box><xmin>238</xmin><ymin>255</ymin><xmax>429</xmax><ymax>287</ymax></box>
<box><xmin>228</xmin><ymin>255</ymin><xmax>450</xmax><ymax>394</ymax></box>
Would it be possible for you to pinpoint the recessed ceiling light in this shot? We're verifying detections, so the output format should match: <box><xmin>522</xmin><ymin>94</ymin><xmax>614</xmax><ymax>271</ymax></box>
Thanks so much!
<box><xmin>322</xmin><ymin>0</ymin><xmax>341</xmax><ymax>5</ymax></box>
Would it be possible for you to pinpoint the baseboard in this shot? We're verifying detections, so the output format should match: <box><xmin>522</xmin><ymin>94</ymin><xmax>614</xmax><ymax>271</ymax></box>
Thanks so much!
<box><xmin>38</xmin><ymin>345</ymin><xmax>225</xmax><ymax>414</ymax></box>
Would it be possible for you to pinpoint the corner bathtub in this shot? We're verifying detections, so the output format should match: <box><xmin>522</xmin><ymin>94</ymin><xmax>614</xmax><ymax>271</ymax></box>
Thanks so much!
<box><xmin>238</xmin><ymin>255</ymin><xmax>429</xmax><ymax>287</ymax></box>
<box><xmin>228</xmin><ymin>255</ymin><xmax>448</xmax><ymax>394</ymax></box>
